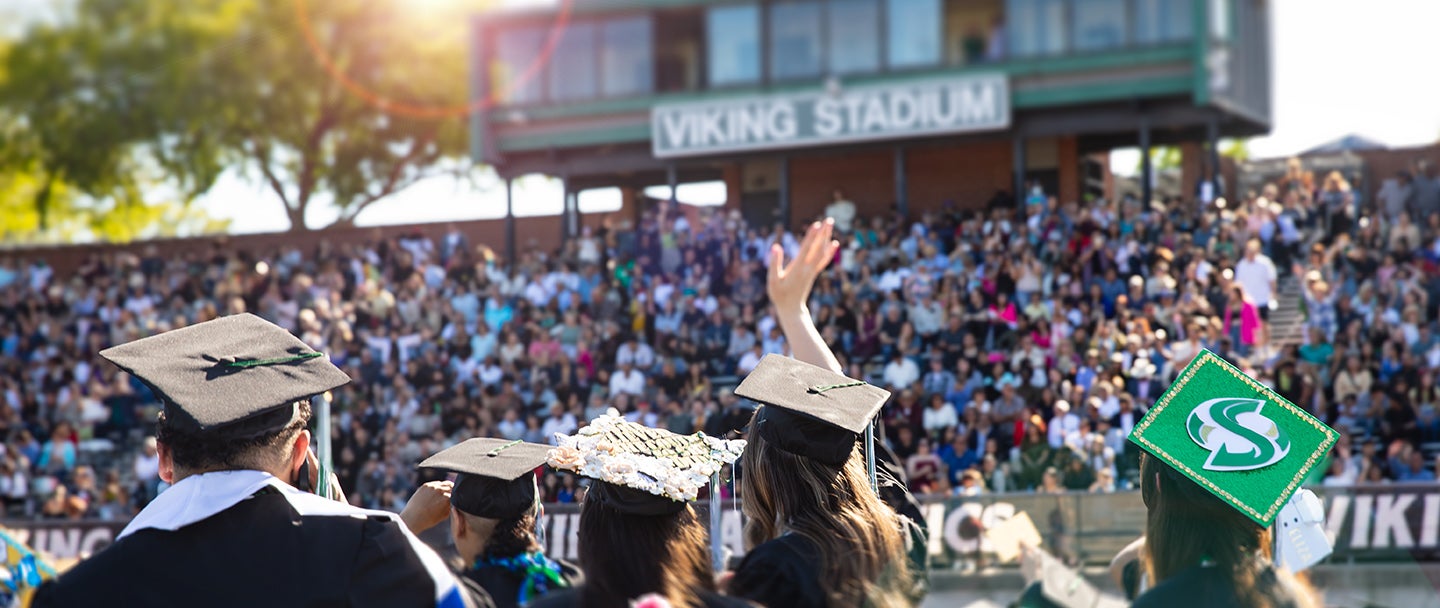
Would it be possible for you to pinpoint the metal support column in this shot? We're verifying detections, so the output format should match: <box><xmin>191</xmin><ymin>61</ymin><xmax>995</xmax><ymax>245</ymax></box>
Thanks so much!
<box><xmin>1012</xmin><ymin>136</ymin><xmax>1027</xmax><ymax>208</ymax></box>
<box><xmin>1140</xmin><ymin>116</ymin><xmax>1153</xmax><ymax>206</ymax></box>
<box><xmin>778</xmin><ymin>156</ymin><xmax>791</xmax><ymax>229</ymax></box>
<box><xmin>894</xmin><ymin>146</ymin><xmax>908</xmax><ymax>219</ymax></box>
<box><xmin>1206</xmin><ymin>115</ymin><xmax>1222</xmax><ymax>197</ymax></box>
<box><xmin>560</xmin><ymin>176</ymin><xmax>572</xmax><ymax>242</ymax></box>
<box><xmin>667</xmin><ymin>163</ymin><xmax>679</xmax><ymax>204</ymax></box>
<box><xmin>504</xmin><ymin>177</ymin><xmax>517</xmax><ymax>266</ymax></box>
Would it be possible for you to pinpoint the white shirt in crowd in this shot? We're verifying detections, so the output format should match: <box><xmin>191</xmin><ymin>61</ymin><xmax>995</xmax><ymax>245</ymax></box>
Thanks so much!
<box><xmin>825</xmin><ymin>199</ymin><xmax>857</xmax><ymax>232</ymax></box>
<box><xmin>540</xmin><ymin>413</ymin><xmax>579</xmax><ymax>443</ymax></box>
<box><xmin>609</xmin><ymin>369</ymin><xmax>646</xmax><ymax>397</ymax></box>
<box><xmin>497</xmin><ymin>418</ymin><xmax>526</xmax><ymax>441</ymax></box>
<box><xmin>737</xmin><ymin>349</ymin><xmax>764</xmax><ymax>375</ymax></box>
<box><xmin>1235</xmin><ymin>254</ymin><xmax>1278</xmax><ymax>306</ymax></box>
<box><xmin>883</xmin><ymin>358</ymin><xmax>921</xmax><ymax>390</ymax></box>
<box><xmin>1048</xmin><ymin>412</ymin><xmax>1082</xmax><ymax>449</ymax></box>
<box><xmin>922</xmin><ymin>404</ymin><xmax>959</xmax><ymax>435</ymax></box>
<box><xmin>625</xmin><ymin>409</ymin><xmax>661</xmax><ymax>428</ymax></box>
<box><xmin>616</xmin><ymin>343</ymin><xmax>656</xmax><ymax>369</ymax></box>
<box><xmin>134</xmin><ymin>452</ymin><xmax>161</xmax><ymax>483</ymax></box>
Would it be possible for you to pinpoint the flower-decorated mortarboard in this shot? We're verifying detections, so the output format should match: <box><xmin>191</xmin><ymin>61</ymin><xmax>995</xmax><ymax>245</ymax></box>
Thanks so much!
<box><xmin>99</xmin><ymin>313</ymin><xmax>351</xmax><ymax>439</ymax></box>
<box><xmin>733</xmin><ymin>354</ymin><xmax>891</xmax><ymax>467</ymax></box>
<box><xmin>547</xmin><ymin>410</ymin><xmax>744</xmax><ymax>515</ymax></box>
<box><xmin>1127</xmin><ymin>349</ymin><xmax>1339</xmax><ymax>527</ymax></box>
<box><xmin>419</xmin><ymin>438</ymin><xmax>551</xmax><ymax>520</ymax></box>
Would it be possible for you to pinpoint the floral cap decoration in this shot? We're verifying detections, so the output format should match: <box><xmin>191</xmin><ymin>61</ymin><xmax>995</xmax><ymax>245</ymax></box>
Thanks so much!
<box><xmin>548</xmin><ymin>409</ymin><xmax>746</xmax><ymax>503</ymax></box>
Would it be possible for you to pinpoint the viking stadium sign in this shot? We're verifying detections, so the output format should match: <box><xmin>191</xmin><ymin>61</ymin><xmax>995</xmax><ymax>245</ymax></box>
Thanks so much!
<box><xmin>651</xmin><ymin>74</ymin><xmax>1010</xmax><ymax>158</ymax></box>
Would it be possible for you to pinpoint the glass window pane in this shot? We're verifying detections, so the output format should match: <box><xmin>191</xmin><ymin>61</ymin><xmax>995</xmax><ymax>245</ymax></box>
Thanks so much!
<box><xmin>769</xmin><ymin>1</ymin><xmax>823</xmax><ymax>80</ymax></box>
<box><xmin>1210</xmin><ymin>0</ymin><xmax>1230</xmax><ymax>39</ymax></box>
<box><xmin>601</xmin><ymin>17</ymin><xmax>653</xmax><ymax>97</ymax></box>
<box><xmin>549</xmin><ymin>22</ymin><xmax>597</xmax><ymax>102</ymax></box>
<box><xmin>1072</xmin><ymin>0</ymin><xmax>1127</xmax><ymax>51</ymax></box>
<box><xmin>707</xmin><ymin>5</ymin><xmax>761</xmax><ymax>86</ymax></box>
<box><xmin>828</xmin><ymin>0</ymin><xmax>879</xmax><ymax>74</ymax></box>
<box><xmin>1007</xmin><ymin>0</ymin><xmax>1066</xmax><ymax>57</ymax></box>
<box><xmin>493</xmin><ymin>26</ymin><xmax>546</xmax><ymax>105</ymax></box>
<box><xmin>1135</xmin><ymin>0</ymin><xmax>1193</xmax><ymax>44</ymax></box>
<box><xmin>886</xmin><ymin>0</ymin><xmax>941</xmax><ymax>68</ymax></box>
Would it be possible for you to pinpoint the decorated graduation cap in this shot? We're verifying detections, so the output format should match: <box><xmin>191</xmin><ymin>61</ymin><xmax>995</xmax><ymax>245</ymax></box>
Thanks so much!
<box><xmin>1127</xmin><ymin>349</ymin><xmax>1339</xmax><ymax>527</ymax></box>
<box><xmin>420</xmin><ymin>438</ymin><xmax>551</xmax><ymax>520</ymax></box>
<box><xmin>733</xmin><ymin>354</ymin><xmax>890</xmax><ymax>467</ymax></box>
<box><xmin>99</xmin><ymin>313</ymin><xmax>351</xmax><ymax>439</ymax></box>
<box><xmin>547</xmin><ymin>410</ymin><xmax>744</xmax><ymax>516</ymax></box>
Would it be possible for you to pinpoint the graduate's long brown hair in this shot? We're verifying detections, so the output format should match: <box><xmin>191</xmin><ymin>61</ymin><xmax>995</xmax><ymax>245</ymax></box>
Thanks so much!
<box><xmin>1140</xmin><ymin>453</ymin><xmax>1320</xmax><ymax>608</ymax></box>
<box><xmin>577</xmin><ymin>490</ymin><xmax>714</xmax><ymax>608</ymax></box>
<box><xmin>740</xmin><ymin>410</ymin><xmax>913</xmax><ymax>608</ymax></box>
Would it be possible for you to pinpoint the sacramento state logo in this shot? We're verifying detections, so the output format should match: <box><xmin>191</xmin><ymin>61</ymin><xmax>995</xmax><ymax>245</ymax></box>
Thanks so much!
<box><xmin>1186</xmin><ymin>397</ymin><xmax>1291</xmax><ymax>472</ymax></box>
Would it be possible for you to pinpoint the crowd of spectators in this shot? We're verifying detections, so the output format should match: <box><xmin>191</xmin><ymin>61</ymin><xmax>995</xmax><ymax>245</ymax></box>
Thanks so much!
<box><xmin>2</xmin><ymin>155</ymin><xmax>1440</xmax><ymax>521</ymax></box>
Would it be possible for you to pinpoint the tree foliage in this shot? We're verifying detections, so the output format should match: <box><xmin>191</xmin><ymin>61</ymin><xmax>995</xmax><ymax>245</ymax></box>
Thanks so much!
<box><xmin>1</xmin><ymin>0</ymin><xmax>474</xmax><ymax>233</ymax></box>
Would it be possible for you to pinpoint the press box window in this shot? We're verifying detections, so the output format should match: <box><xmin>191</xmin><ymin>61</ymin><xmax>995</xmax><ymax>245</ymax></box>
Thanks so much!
<box><xmin>769</xmin><ymin>1</ymin><xmax>823</xmax><ymax>80</ymax></box>
<box><xmin>549</xmin><ymin>21</ymin><xmax>598</xmax><ymax>102</ymax></box>
<box><xmin>492</xmin><ymin>25</ymin><xmax>547</xmax><ymax>105</ymax></box>
<box><xmin>601</xmin><ymin>17</ymin><xmax>654</xmax><ymax>97</ymax></box>
<box><xmin>1072</xmin><ymin>0</ymin><xmax>1128</xmax><ymax>52</ymax></box>
<box><xmin>886</xmin><ymin>0</ymin><xmax>942</xmax><ymax>68</ymax></box>
<box><xmin>707</xmin><ymin>4</ymin><xmax>762</xmax><ymax>86</ymax></box>
<box><xmin>828</xmin><ymin>0</ymin><xmax>880</xmax><ymax>75</ymax></box>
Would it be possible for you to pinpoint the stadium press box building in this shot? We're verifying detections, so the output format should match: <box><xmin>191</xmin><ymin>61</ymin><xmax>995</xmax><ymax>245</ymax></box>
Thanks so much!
<box><xmin>468</xmin><ymin>0</ymin><xmax>1272</xmax><ymax>235</ymax></box>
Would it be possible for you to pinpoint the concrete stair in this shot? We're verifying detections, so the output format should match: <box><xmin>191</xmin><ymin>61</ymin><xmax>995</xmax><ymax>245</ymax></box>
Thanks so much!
<box><xmin>1267</xmin><ymin>274</ymin><xmax>1307</xmax><ymax>350</ymax></box>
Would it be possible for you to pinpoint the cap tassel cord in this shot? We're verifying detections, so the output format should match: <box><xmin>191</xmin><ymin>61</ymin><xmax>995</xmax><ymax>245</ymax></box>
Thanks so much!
<box><xmin>223</xmin><ymin>352</ymin><xmax>324</xmax><ymax>368</ymax></box>
<box><xmin>807</xmin><ymin>381</ymin><xmax>867</xmax><ymax>394</ymax></box>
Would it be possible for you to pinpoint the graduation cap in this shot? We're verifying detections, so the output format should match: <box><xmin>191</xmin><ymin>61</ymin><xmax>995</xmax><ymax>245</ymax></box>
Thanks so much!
<box><xmin>1015</xmin><ymin>546</ymin><xmax>1128</xmax><ymax>608</ymax></box>
<box><xmin>547</xmin><ymin>410</ymin><xmax>744</xmax><ymax>515</ymax></box>
<box><xmin>419</xmin><ymin>438</ymin><xmax>550</xmax><ymax>520</ymax></box>
<box><xmin>733</xmin><ymin>354</ymin><xmax>890</xmax><ymax>466</ymax></box>
<box><xmin>1127</xmin><ymin>349</ymin><xmax>1339</xmax><ymax>527</ymax></box>
<box><xmin>99</xmin><ymin>313</ymin><xmax>351</xmax><ymax>439</ymax></box>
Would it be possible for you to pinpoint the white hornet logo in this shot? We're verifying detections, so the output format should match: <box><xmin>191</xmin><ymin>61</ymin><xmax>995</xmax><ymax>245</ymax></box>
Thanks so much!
<box><xmin>1186</xmin><ymin>397</ymin><xmax>1291</xmax><ymax>472</ymax></box>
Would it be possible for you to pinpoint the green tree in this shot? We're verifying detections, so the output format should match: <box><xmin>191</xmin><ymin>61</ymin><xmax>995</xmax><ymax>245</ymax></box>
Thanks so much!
<box><xmin>1220</xmin><ymin>138</ymin><xmax>1251</xmax><ymax>162</ymax></box>
<box><xmin>2</xmin><ymin>0</ymin><xmax>474</xmax><ymax>233</ymax></box>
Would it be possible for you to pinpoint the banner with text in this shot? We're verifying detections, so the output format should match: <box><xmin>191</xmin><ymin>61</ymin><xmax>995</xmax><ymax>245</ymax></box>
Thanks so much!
<box><xmin>651</xmin><ymin>74</ymin><xmax>1010</xmax><ymax>158</ymax></box>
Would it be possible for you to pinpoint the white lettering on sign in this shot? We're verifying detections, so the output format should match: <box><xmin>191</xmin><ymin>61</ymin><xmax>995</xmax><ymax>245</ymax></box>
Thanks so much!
<box><xmin>652</xmin><ymin>74</ymin><xmax>1010</xmax><ymax>158</ymax></box>
<box><xmin>1422</xmin><ymin>494</ymin><xmax>1440</xmax><ymax>548</ymax></box>
<box><xmin>1350</xmin><ymin>495</ymin><xmax>1374</xmax><ymax>549</ymax></box>
<box><xmin>1375</xmin><ymin>494</ymin><xmax>1418</xmax><ymax>549</ymax></box>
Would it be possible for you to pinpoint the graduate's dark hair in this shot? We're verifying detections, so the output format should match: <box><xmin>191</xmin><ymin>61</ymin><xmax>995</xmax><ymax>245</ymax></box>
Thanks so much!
<box><xmin>1140</xmin><ymin>453</ymin><xmax>1320</xmax><ymax>608</ymax></box>
<box><xmin>479</xmin><ymin>506</ymin><xmax>541</xmax><ymax>559</ymax></box>
<box><xmin>740</xmin><ymin>408</ymin><xmax>914</xmax><ymax>608</ymax></box>
<box><xmin>158</xmin><ymin>401</ymin><xmax>311</xmax><ymax>475</ymax></box>
<box><xmin>576</xmin><ymin>490</ymin><xmax>714</xmax><ymax>608</ymax></box>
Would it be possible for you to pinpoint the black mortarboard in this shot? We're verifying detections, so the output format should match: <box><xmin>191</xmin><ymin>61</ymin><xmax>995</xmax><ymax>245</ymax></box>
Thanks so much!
<box><xmin>733</xmin><ymin>354</ymin><xmax>890</xmax><ymax>466</ymax></box>
<box><xmin>419</xmin><ymin>438</ymin><xmax>550</xmax><ymax>520</ymax></box>
<box><xmin>99</xmin><ymin>313</ymin><xmax>351</xmax><ymax>438</ymax></box>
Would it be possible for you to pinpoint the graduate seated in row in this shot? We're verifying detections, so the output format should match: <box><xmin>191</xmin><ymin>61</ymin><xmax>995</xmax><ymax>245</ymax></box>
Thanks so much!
<box><xmin>534</xmin><ymin>410</ymin><xmax>748</xmax><ymax>608</ymax></box>
<box><xmin>34</xmin><ymin>314</ymin><xmax>476</xmax><ymax>608</ymax></box>
<box><xmin>726</xmin><ymin>218</ymin><xmax>925</xmax><ymax>608</ymax></box>
<box><xmin>401</xmin><ymin>438</ymin><xmax>582</xmax><ymax>608</ymax></box>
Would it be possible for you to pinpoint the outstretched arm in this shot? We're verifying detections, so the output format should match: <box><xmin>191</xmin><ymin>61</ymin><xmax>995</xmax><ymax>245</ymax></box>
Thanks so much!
<box><xmin>769</xmin><ymin>219</ymin><xmax>843</xmax><ymax>374</ymax></box>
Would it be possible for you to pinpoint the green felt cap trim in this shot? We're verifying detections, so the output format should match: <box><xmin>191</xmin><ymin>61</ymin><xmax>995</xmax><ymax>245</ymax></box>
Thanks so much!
<box><xmin>1127</xmin><ymin>349</ymin><xmax>1338</xmax><ymax>527</ymax></box>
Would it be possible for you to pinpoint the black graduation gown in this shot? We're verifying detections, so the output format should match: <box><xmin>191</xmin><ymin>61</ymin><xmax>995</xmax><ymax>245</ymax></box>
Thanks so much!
<box><xmin>728</xmin><ymin>535</ymin><xmax>828</xmax><ymax>608</ymax></box>
<box><xmin>1130</xmin><ymin>564</ymin><xmax>1307</xmax><ymax>608</ymax></box>
<box><xmin>529</xmin><ymin>587</ymin><xmax>749</xmax><ymax>608</ymax></box>
<box><xmin>464</xmin><ymin>557</ymin><xmax>584</xmax><ymax>608</ymax></box>
<box><xmin>32</xmin><ymin>488</ymin><xmax>476</xmax><ymax>608</ymax></box>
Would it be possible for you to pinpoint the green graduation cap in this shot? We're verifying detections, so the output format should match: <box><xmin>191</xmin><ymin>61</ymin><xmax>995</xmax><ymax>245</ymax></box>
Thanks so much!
<box><xmin>1128</xmin><ymin>349</ymin><xmax>1338</xmax><ymax>527</ymax></box>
